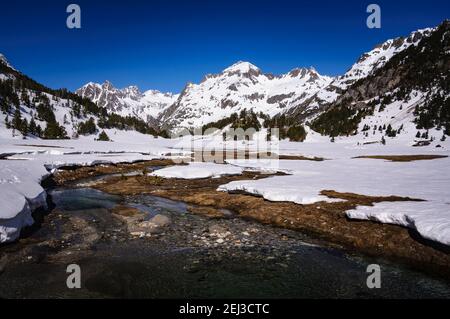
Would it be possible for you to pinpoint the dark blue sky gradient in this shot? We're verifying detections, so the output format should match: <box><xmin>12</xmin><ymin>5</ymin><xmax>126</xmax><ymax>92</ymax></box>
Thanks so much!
<box><xmin>1</xmin><ymin>0</ymin><xmax>449</xmax><ymax>92</ymax></box>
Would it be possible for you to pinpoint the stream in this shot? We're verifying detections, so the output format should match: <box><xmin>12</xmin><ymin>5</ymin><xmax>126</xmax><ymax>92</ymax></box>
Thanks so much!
<box><xmin>0</xmin><ymin>168</ymin><xmax>449</xmax><ymax>298</ymax></box>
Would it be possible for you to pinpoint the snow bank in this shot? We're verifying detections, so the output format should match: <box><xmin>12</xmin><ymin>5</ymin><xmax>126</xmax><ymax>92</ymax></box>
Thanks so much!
<box><xmin>150</xmin><ymin>162</ymin><xmax>244</xmax><ymax>179</ymax></box>
<box><xmin>0</xmin><ymin>161</ymin><xmax>49</xmax><ymax>242</ymax></box>
<box><xmin>8</xmin><ymin>152</ymin><xmax>159</xmax><ymax>171</ymax></box>
<box><xmin>347</xmin><ymin>202</ymin><xmax>450</xmax><ymax>246</ymax></box>
<box><xmin>218</xmin><ymin>176</ymin><xmax>343</xmax><ymax>204</ymax></box>
<box><xmin>219</xmin><ymin>157</ymin><xmax>450</xmax><ymax>245</ymax></box>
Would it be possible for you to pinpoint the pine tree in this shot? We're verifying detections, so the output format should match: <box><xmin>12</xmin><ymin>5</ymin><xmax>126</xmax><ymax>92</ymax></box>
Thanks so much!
<box><xmin>381</xmin><ymin>136</ymin><xmax>386</xmax><ymax>145</ymax></box>
<box><xmin>29</xmin><ymin>118</ymin><xmax>37</xmax><ymax>136</ymax></box>
<box><xmin>77</xmin><ymin>117</ymin><xmax>97</xmax><ymax>135</ymax></box>
<box><xmin>97</xmin><ymin>130</ymin><xmax>110</xmax><ymax>141</ymax></box>
<box><xmin>21</xmin><ymin>90</ymin><xmax>30</xmax><ymax>107</ymax></box>
<box><xmin>20</xmin><ymin>118</ymin><xmax>28</xmax><ymax>135</ymax></box>
<box><xmin>35</xmin><ymin>124</ymin><xmax>42</xmax><ymax>137</ymax></box>
<box><xmin>13</xmin><ymin>107</ymin><xmax>22</xmax><ymax>130</ymax></box>
<box><xmin>43</xmin><ymin>121</ymin><xmax>68</xmax><ymax>139</ymax></box>
<box><xmin>441</xmin><ymin>134</ymin><xmax>447</xmax><ymax>142</ymax></box>
<box><xmin>5</xmin><ymin>115</ymin><xmax>10</xmax><ymax>129</ymax></box>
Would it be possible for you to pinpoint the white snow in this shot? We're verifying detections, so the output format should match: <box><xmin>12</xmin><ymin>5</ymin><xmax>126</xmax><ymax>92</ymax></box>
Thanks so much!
<box><xmin>218</xmin><ymin>139</ymin><xmax>450</xmax><ymax>245</ymax></box>
<box><xmin>150</xmin><ymin>162</ymin><xmax>244</xmax><ymax>179</ymax></box>
<box><xmin>0</xmin><ymin>161</ymin><xmax>49</xmax><ymax>242</ymax></box>
<box><xmin>347</xmin><ymin>201</ymin><xmax>450</xmax><ymax>246</ymax></box>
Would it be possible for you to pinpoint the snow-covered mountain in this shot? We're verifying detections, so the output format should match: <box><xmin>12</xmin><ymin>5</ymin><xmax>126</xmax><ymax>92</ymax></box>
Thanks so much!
<box><xmin>336</xmin><ymin>27</ymin><xmax>434</xmax><ymax>90</ymax></box>
<box><xmin>159</xmin><ymin>61</ymin><xmax>333</xmax><ymax>129</ymax></box>
<box><xmin>74</xmin><ymin>23</ymin><xmax>443</xmax><ymax>134</ymax></box>
<box><xmin>158</xmin><ymin>27</ymin><xmax>437</xmax><ymax>130</ymax></box>
<box><xmin>2</xmin><ymin>20</ymin><xmax>448</xmax><ymax>143</ymax></box>
<box><xmin>286</xmin><ymin>27</ymin><xmax>436</xmax><ymax>120</ymax></box>
<box><xmin>311</xmin><ymin>20</ymin><xmax>450</xmax><ymax>142</ymax></box>
<box><xmin>0</xmin><ymin>55</ymin><xmax>160</xmax><ymax>140</ymax></box>
<box><xmin>76</xmin><ymin>81</ymin><xmax>177</xmax><ymax>123</ymax></box>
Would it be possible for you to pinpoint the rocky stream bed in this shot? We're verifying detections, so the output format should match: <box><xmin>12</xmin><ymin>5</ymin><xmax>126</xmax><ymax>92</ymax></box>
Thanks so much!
<box><xmin>0</xmin><ymin>161</ymin><xmax>449</xmax><ymax>298</ymax></box>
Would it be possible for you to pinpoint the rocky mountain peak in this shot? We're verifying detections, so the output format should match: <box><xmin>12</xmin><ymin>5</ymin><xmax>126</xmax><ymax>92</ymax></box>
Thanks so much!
<box><xmin>101</xmin><ymin>80</ymin><xmax>115</xmax><ymax>91</ymax></box>
<box><xmin>123</xmin><ymin>85</ymin><xmax>142</xmax><ymax>99</ymax></box>
<box><xmin>223</xmin><ymin>61</ymin><xmax>262</xmax><ymax>77</ymax></box>
<box><xmin>288</xmin><ymin>67</ymin><xmax>319</xmax><ymax>79</ymax></box>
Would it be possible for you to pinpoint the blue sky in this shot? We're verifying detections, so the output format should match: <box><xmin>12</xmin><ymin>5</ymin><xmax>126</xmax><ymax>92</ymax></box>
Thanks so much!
<box><xmin>1</xmin><ymin>0</ymin><xmax>449</xmax><ymax>93</ymax></box>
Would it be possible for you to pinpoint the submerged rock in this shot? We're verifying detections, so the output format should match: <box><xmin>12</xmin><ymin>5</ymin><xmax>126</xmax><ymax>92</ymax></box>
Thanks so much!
<box><xmin>149</xmin><ymin>214</ymin><xmax>171</xmax><ymax>227</ymax></box>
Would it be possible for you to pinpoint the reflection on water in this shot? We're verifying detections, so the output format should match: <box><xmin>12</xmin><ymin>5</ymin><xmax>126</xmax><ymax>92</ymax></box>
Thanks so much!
<box><xmin>50</xmin><ymin>186</ymin><xmax>190</xmax><ymax>220</ymax></box>
<box><xmin>127</xmin><ymin>195</ymin><xmax>188</xmax><ymax>218</ymax></box>
<box><xmin>49</xmin><ymin>188</ymin><xmax>121</xmax><ymax>211</ymax></box>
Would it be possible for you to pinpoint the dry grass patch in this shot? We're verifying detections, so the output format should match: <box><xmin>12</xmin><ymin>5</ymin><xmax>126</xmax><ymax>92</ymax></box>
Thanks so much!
<box><xmin>53</xmin><ymin>158</ymin><xmax>177</xmax><ymax>184</ymax></box>
<box><xmin>354</xmin><ymin>155</ymin><xmax>448</xmax><ymax>162</ymax></box>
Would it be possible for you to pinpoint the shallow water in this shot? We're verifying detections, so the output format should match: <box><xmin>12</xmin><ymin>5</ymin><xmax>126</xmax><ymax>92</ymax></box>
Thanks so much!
<box><xmin>49</xmin><ymin>188</ymin><xmax>121</xmax><ymax>211</ymax></box>
<box><xmin>127</xmin><ymin>195</ymin><xmax>188</xmax><ymax>218</ymax></box>
<box><xmin>1</xmin><ymin>183</ymin><xmax>450</xmax><ymax>298</ymax></box>
<box><xmin>68</xmin><ymin>165</ymin><xmax>165</xmax><ymax>188</ymax></box>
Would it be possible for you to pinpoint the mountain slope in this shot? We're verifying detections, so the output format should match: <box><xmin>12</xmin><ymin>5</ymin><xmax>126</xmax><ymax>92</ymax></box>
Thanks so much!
<box><xmin>285</xmin><ymin>27</ymin><xmax>436</xmax><ymax>122</ymax></box>
<box><xmin>311</xmin><ymin>20</ymin><xmax>450</xmax><ymax>141</ymax></box>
